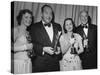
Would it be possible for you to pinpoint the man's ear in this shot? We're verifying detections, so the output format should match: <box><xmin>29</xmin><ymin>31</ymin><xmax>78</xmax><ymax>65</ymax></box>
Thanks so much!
<box><xmin>41</xmin><ymin>13</ymin><xmax>43</xmax><ymax>19</ymax></box>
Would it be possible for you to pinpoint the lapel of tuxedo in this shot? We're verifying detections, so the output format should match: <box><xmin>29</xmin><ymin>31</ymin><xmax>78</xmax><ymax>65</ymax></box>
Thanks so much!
<box><xmin>87</xmin><ymin>24</ymin><xmax>92</xmax><ymax>40</ymax></box>
<box><xmin>79</xmin><ymin>26</ymin><xmax>85</xmax><ymax>38</ymax></box>
<box><xmin>39</xmin><ymin>21</ymin><xmax>52</xmax><ymax>45</ymax></box>
<box><xmin>52</xmin><ymin>23</ymin><xmax>58</xmax><ymax>47</ymax></box>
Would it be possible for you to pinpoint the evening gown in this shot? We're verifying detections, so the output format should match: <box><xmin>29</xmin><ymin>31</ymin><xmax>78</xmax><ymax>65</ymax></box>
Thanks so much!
<box><xmin>59</xmin><ymin>33</ymin><xmax>82</xmax><ymax>71</ymax></box>
<box><xmin>13</xmin><ymin>31</ymin><xmax>32</xmax><ymax>74</ymax></box>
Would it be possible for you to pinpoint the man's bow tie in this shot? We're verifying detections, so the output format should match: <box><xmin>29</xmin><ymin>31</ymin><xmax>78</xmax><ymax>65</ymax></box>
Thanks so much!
<box><xmin>82</xmin><ymin>24</ymin><xmax>88</xmax><ymax>28</ymax></box>
<box><xmin>44</xmin><ymin>23</ymin><xmax>51</xmax><ymax>27</ymax></box>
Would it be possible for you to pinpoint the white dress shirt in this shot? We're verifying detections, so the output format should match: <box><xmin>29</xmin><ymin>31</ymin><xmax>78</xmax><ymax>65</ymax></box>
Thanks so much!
<box><xmin>42</xmin><ymin>21</ymin><xmax>54</xmax><ymax>42</ymax></box>
<box><xmin>83</xmin><ymin>24</ymin><xmax>88</xmax><ymax>37</ymax></box>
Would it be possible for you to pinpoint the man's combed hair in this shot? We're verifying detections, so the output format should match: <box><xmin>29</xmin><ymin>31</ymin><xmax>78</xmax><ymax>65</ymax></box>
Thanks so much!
<box><xmin>41</xmin><ymin>4</ymin><xmax>53</xmax><ymax>13</ymax></box>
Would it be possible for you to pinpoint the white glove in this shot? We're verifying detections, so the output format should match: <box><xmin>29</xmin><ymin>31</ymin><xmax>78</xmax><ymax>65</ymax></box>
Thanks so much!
<box><xmin>69</xmin><ymin>38</ymin><xmax>75</xmax><ymax>44</ymax></box>
<box><xmin>83</xmin><ymin>39</ymin><xmax>88</xmax><ymax>47</ymax></box>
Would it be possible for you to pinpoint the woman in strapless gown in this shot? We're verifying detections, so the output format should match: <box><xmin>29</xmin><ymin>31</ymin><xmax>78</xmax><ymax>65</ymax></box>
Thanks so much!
<box><xmin>12</xmin><ymin>9</ymin><xmax>33</xmax><ymax>74</ymax></box>
<box><xmin>59</xmin><ymin>18</ymin><xmax>84</xmax><ymax>71</ymax></box>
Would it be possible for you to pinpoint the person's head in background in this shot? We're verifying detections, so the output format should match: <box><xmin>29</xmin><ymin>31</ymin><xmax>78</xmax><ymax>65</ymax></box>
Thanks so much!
<box><xmin>80</xmin><ymin>10</ymin><xmax>89</xmax><ymax>25</ymax></box>
<box><xmin>63</xmin><ymin>18</ymin><xmax>76</xmax><ymax>33</ymax></box>
<box><xmin>17</xmin><ymin>9</ymin><xmax>33</xmax><ymax>27</ymax></box>
<box><xmin>41</xmin><ymin>5</ymin><xmax>53</xmax><ymax>24</ymax></box>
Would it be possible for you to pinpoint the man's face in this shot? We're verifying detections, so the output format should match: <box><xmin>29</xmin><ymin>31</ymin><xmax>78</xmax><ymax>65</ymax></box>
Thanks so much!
<box><xmin>42</xmin><ymin>6</ymin><xmax>53</xmax><ymax>24</ymax></box>
<box><xmin>80</xmin><ymin>11</ymin><xmax>88</xmax><ymax>25</ymax></box>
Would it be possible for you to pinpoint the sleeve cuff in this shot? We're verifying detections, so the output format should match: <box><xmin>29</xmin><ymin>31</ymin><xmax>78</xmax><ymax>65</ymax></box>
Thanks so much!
<box><xmin>42</xmin><ymin>51</ymin><xmax>45</xmax><ymax>55</ymax></box>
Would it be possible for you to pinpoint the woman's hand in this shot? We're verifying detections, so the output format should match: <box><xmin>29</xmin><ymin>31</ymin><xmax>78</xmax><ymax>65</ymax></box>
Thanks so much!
<box><xmin>69</xmin><ymin>38</ymin><xmax>75</xmax><ymax>44</ymax></box>
<box><xmin>83</xmin><ymin>39</ymin><xmax>88</xmax><ymax>48</ymax></box>
<box><xmin>26</xmin><ymin>43</ymin><xmax>33</xmax><ymax>50</ymax></box>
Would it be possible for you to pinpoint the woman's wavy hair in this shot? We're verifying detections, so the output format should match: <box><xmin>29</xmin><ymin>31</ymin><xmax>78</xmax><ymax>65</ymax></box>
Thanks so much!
<box><xmin>16</xmin><ymin>9</ymin><xmax>33</xmax><ymax>25</ymax></box>
<box><xmin>63</xmin><ymin>18</ymin><xmax>76</xmax><ymax>33</ymax></box>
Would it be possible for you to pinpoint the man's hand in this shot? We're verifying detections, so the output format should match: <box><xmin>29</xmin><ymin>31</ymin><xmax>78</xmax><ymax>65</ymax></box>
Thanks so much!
<box><xmin>83</xmin><ymin>39</ymin><xmax>88</xmax><ymax>48</ymax></box>
<box><xmin>54</xmin><ymin>47</ymin><xmax>61</xmax><ymax>55</ymax></box>
<box><xmin>43</xmin><ymin>47</ymin><xmax>54</xmax><ymax>55</ymax></box>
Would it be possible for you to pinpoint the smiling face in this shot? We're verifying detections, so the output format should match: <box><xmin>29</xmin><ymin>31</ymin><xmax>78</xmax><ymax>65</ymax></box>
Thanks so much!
<box><xmin>80</xmin><ymin>11</ymin><xmax>88</xmax><ymax>25</ymax></box>
<box><xmin>41</xmin><ymin>6</ymin><xmax>53</xmax><ymax>24</ymax></box>
<box><xmin>65</xmin><ymin>20</ymin><xmax>73</xmax><ymax>32</ymax></box>
<box><xmin>21</xmin><ymin>12</ymin><xmax>32</xmax><ymax>26</ymax></box>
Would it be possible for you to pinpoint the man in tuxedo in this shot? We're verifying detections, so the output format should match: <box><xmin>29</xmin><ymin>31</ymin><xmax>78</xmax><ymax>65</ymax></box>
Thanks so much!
<box><xmin>76</xmin><ymin>10</ymin><xmax>97</xmax><ymax>69</ymax></box>
<box><xmin>30</xmin><ymin>5</ymin><xmax>62</xmax><ymax>72</ymax></box>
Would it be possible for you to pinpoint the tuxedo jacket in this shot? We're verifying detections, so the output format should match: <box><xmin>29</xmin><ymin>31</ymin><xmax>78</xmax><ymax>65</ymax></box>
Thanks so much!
<box><xmin>76</xmin><ymin>23</ymin><xmax>97</xmax><ymax>68</ymax></box>
<box><xmin>29</xmin><ymin>21</ymin><xmax>62</xmax><ymax>72</ymax></box>
<box><xmin>76</xmin><ymin>24</ymin><xmax>97</xmax><ymax>53</ymax></box>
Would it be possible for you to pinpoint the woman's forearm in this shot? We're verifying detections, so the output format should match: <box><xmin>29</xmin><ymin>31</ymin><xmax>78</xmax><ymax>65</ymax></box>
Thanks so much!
<box><xmin>61</xmin><ymin>42</ymin><xmax>71</xmax><ymax>54</ymax></box>
<box><xmin>14</xmin><ymin>44</ymin><xmax>27</xmax><ymax>52</ymax></box>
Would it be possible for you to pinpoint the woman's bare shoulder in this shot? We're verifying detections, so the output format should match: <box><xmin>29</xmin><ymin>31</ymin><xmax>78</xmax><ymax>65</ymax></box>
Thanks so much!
<box><xmin>60</xmin><ymin>34</ymin><xmax>67</xmax><ymax>39</ymax></box>
<box><xmin>60</xmin><ymin>33</ymin><xmax>68</xmax><ymax>41</ymax></box>
<box><xmin>13</xmin><ymin>26</ymin><xmax>19</xmax><ymax>34</ymax></box>
<box><xmin>74</xmin><ymin>33</ymin><xmax>82</xmax><ymax>40</ymax></box>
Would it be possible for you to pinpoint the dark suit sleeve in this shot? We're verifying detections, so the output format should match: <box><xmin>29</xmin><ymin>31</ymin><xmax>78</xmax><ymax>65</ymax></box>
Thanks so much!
<box><xmin>29</xmin><ymin>25</ymin><xmax>43</xmax><ymax>56</ymax></box>
<box><xmin>56</xmin><ymin>23</ymin><xmax>62</xmax><ymax>47</ymax></box>
<box><xmin>33</xmin><ymin>42</ymin><xmax>43</xmax><ymax>56</ymax></box>
<box><xmin>89</xmin><ymin>25</ymin><xmax>97</xmax><ymax>53</ymax></box>
<box><xmin>56</xmin><ymin>24</ymin><xmax>62</xmax><ymax>60</ymax></box>
<box><xmin>57</xmin><ymin>24</ymin><xmax>62</xmax><ymax>31</ymax></box>
<box><xmin>75</xmin><ymin>26</ymin><xmax>83</xmax><ymax>38</ymax></box>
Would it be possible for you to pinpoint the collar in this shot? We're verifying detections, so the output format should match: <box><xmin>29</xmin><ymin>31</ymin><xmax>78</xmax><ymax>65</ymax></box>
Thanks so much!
<box><xmin>82</xmin><ymin>23</ymin><xmax>89</xmax><ymax>28</ymax></box>
<box><xmin>42</xmin><ymin>20</ymin><xmax>52</xmax><ymax>27</ymax></box>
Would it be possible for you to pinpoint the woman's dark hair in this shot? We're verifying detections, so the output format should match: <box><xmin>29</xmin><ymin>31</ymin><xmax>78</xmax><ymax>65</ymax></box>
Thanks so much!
<box><xmin>63</xmin><ymin>18</ymin><xmax>76</xmax><ymax>33</ymax></box>
<box><xmin>16</xmin><ymin>9</ymin><xmax>33</xmax><ymax>25</ymax></box>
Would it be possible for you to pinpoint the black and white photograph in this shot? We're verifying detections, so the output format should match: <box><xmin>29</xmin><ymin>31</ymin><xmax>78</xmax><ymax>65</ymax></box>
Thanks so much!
<box><xmin>11</xmin><ymin>1</ymin><xmax>97</xmax><ymax>74</ymax></box>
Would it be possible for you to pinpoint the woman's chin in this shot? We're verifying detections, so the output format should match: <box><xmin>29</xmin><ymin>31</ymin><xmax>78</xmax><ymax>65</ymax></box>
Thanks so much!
<box><xmin>67</xmin><ymin>30</ymin><xmax>72</xmax><ymax>32</ymax></box>
<box><xmin>25</xmin><ymin>24</ymin><xmax>30</xmax><ymax>27</ymax></box>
